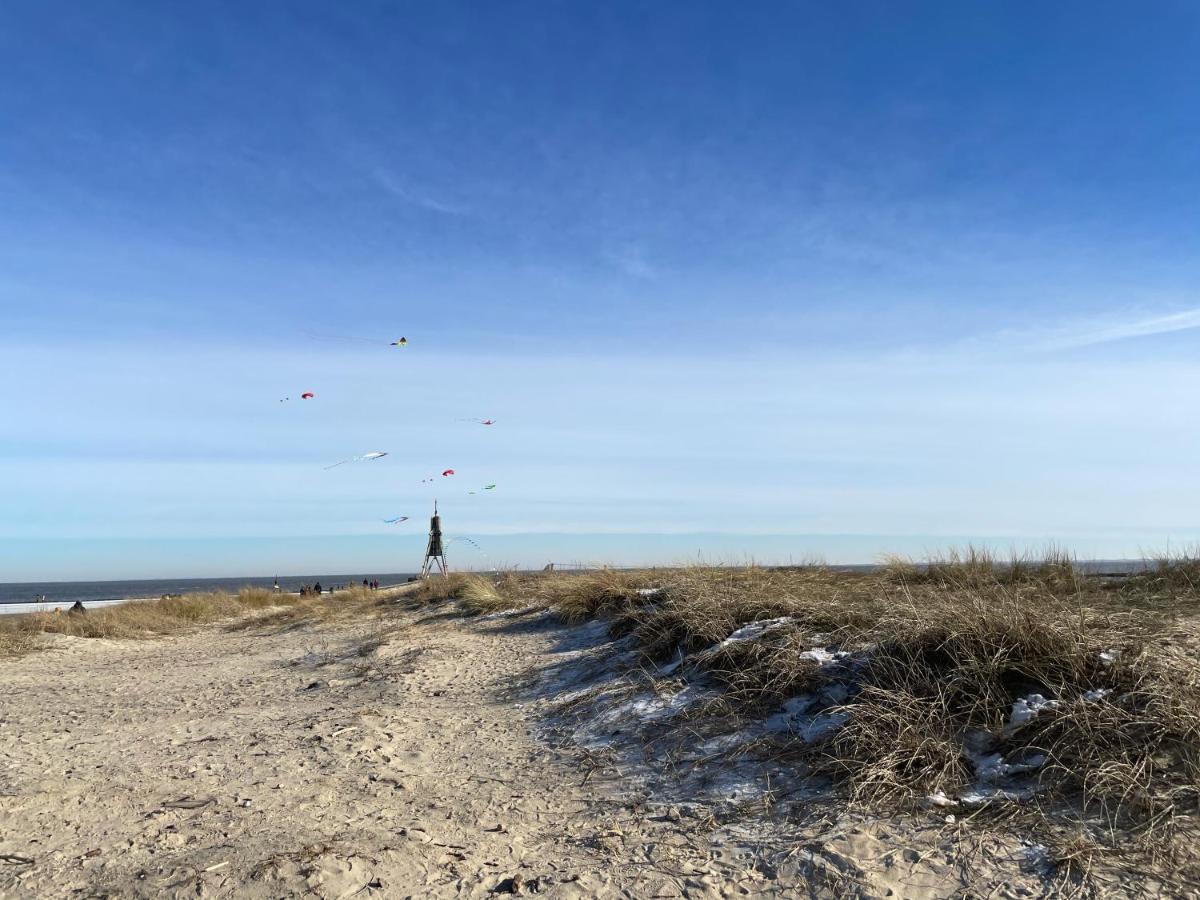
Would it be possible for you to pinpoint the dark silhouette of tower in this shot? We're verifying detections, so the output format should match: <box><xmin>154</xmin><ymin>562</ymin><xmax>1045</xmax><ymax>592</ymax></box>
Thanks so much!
<box><xmin>420</xmin><ymin>501</ymin><xmax>448</xmax><ymax>577</ymax></box>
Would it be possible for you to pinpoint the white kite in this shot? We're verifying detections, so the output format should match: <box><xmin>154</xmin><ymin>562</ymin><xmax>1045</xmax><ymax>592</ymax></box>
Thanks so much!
<box><xmin>324</xmin><ymin>451</ymin><xmax>388</xmax><ymax>470</ymax></box>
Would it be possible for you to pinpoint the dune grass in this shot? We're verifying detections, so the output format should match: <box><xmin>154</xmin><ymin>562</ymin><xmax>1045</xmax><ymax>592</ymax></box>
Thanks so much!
<box><xmin>0</xmin><ymin>584</ymin><xmax>429</xmax><ymax>655</ymax></box>
<box><xmin>225</xmin><ymin>582</ymin><xmax>420</xmax><ymax>630</ymax></box>
<box><xmin>426</xmin><ymin>555</ymin><xmax>1200</xmax><ymax>870</ymax></box>
<box><xmin>0</xmin><ymin>587</ymin><xmax>296</xmax><ymax>656</ymax></box>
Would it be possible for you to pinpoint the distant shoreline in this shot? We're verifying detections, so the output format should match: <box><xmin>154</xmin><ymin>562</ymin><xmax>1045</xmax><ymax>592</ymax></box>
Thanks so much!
<box><xmin>0</xmin><ymin>557</ymin><xmax>1158</xmax><ymax>608</ymax></box>
<box><xmin>0</xmin><ymin>573</ymin><xmax>419</xmax><ymax>608</ymax></box>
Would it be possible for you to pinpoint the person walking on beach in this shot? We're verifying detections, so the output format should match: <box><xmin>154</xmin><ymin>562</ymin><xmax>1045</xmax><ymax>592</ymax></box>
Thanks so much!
<box><xmin>313</xmin><ymin>581</ymin><xmax>322</xmax><ymax>595</ymax></box>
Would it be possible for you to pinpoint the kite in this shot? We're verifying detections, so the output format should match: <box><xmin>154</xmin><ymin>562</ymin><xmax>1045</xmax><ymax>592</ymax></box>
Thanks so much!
<box><xmin>446</xmin><ymin>535</ymin><xmax>494</xmax><ymax>571</ymax></box>
<box><xmin>383</xmin><ymin>516</ymin><xmax>409</xmax><ymax>524</ymax></box>
<box><xmin>301</xmin><ymin>392</ymin><xmax>315</xmax><ymax>400</ymax></box>
<box><xmin>442</xmin><ymin>469</ymin><xmax>455</xmax><ymax>477</ymax></box>
<box><xmin>459</xmin><ymin>418</ymin><xmax>496</xmax><ymax>425</ymax></box>
<box><xmin>483</xmin><ymin>484</ymin><xmax>496</xmax><ymax>490</ymax></box>
<box><xmin>324</xmin><ymin>451</ymin><xmax>388</xmax><ymax>470</ymax></box>
<box><xmin>391</xmin><ymin>337</ymin><xmax>408</xmax><ymax>347</ymax></box>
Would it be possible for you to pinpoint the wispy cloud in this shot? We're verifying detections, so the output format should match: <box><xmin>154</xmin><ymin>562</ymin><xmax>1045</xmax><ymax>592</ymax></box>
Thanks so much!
<box><xmin>948</xmin><ymin>305</ymin><xmax>1200</xmax><ymax>359</ymax></box>
<box><xmin>371</xmin><ymin>168</ymin><xmax>471</xmax><ymax>217</ymax></box>
<box><xmin>1032</xmin><ymin>306</ymin><xmax>1200</xmax><ymax>351</ymax></box>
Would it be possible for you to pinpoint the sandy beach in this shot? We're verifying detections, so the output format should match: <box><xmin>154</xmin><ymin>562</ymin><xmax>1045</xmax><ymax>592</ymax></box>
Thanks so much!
<box><xmin>0</xmin><ymin>590</ymin><xmax>1069</xmax><ymax>900</ymax></box>
<box><xmin>2</xmin><ymin>600</ymin><xmax>771</xmax><ymax>898</ymax></box>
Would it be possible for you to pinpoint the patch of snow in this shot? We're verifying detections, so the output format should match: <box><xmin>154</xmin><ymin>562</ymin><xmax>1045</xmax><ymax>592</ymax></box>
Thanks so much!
<box><xmin>1007</xmin><ymin>753</ymin><xmax>1046</xmax><ymax>775</ymax></box>
<box><xmin>656</xmin><ymin>652</ymin><xmax>684</xmax><ymax>676</ymax></box>
<box><xmin>695</xmin><ymin>731</ymin><xmax>757</xmax><ymax>755</ymax></box>
<box><xmin>478</xmin><ymin>604</ymin><xmax>545</xmax><ymax>621</ymax></box>
<box><xmin>550</xmin><ymin>685</ymin><xmax>605</xmax><ymax>707</ymax></box>
<box><xmin>716</xmin><ymin>617</ymin><xmax>795</xmax><ymax>648</ymax></box>
<box><xmin>970</xmin><ymin>750</ymin><xmax>1047</xmax><ymax>783</ymax></box>
<box><xmin>1099</xmin><ymin>649</ymin><xmax>1118</xmax><ymax>665</ymax></box>
<box><xmin>796</xmin><ymin>647</ymin><xmax>845</xmax><ymax>666</ymax></box>
<box><xmin>763</xmin><ymin>695</ymin><xmax>848</xmax><ymax>743</ymax></box>
<box><xmin>819</xmin><ymin>682</ymin><xmax>850</xmax><ymax>705</ymax></box>
<box><xmin>972</xmin><ymin>752</ymin><xmax>1009</xmax><ymax>782</ymax></box>
<box><xmin>1083</xmin><ymin>688</ymin><xmax>1112</xmax><ymax>702</ymax></box>
<box><xmin>553</xmin><ymin>619</ymin><xmax>613</xmax><ymax>651</ymax></box>
<box><xmin>570</xmin><ymin>685</ymin><xmax>717</xmax><ymax>750</ymax></box>
<box><xmin>636</xmin><ymin>588</ymin><xmax>662</xmax><ymax>597</ymax></box>
<box><xmin>781</xmin><ymin>695</ymin><xmax>816</xmax><ymax>717</ymax></box>
<box><xmin>925</xmin><ymin>790</ymin><xmax>956</xmax><ymax>808</ymax></box>
<box><xmin>798</xmin><ymin>712</ymin><xmax>848</xmax><ymax>743</ymax></box>
<box><xmin>764</xmin><ymin>695</ymin><xmax>815</xmax><ymax>733</ymax></box>
<box><xmin>960</xmin><ymin>785</ymin><xmax>1035</xmax><ymax>805</ymax></box>
<box><xmin>1007</xmin><ymin>694</ymin><xmax>1059</xmax><ymax>730</ymax></box>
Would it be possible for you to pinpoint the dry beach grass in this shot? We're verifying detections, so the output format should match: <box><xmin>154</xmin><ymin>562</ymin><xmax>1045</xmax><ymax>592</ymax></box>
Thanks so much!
<box><xmin>432</xmin><ymin>554</ymin><xmax>1200</xmax><ymax>883</ymax></box>
<box><xmin>0</xmin><ymin>584</ymin><xmax>415</xmax><ymax>657</ymax></box>
<box><xmin>0</xmin><ymin>587</ymin><xmax>287</xmax><ymax>657</ymax></box>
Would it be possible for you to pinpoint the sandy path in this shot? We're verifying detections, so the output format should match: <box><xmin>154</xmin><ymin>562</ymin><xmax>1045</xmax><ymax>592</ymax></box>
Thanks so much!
<box><xmin>0</xmin><ymin>604</ymin><xmax>791</xmax><ymax>898</ymax></box>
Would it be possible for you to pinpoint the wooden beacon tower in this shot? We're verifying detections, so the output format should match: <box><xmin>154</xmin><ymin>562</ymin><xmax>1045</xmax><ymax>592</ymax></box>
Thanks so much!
<box><xmin>420</xmin><ymin>501</ymin><xmax>448</xmax><ymax>577</ymax></box>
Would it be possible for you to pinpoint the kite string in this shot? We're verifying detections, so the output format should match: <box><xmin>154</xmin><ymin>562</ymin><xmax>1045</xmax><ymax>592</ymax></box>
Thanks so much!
<box><xmin>301</xmin><ymin>329</ymin><xmax>381</xmax><ymax>346</ymax></box>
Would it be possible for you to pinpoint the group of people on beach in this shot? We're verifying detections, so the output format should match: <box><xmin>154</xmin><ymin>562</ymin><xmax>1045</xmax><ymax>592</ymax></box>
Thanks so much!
<box><xmin>294</xmin><ymin>578</ymin><xmax>381</xmax><ymax>597</ymax></box>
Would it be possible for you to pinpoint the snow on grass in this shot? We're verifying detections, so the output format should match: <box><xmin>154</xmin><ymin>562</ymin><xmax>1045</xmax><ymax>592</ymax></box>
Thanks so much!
<box><xmin>1007</xmin><ymin>693</ymin><xmax>1060</xmax><ymax>731</ymax></box>
<box><xmin>523</xmin><ymin>608</ymin><xmax>1152</xmax><ymax>823</ymax></box>
<box><xmin>714</xmin><ymin>617</ymin><xmax>795</xmax><ymax>648</ymax></box>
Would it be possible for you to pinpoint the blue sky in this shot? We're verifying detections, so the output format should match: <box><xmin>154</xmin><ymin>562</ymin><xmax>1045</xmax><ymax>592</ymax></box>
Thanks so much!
<box><xmin>3</xmin><ymin>1</ymin><xmax>1200</xmax><ymax>579</ymax></box>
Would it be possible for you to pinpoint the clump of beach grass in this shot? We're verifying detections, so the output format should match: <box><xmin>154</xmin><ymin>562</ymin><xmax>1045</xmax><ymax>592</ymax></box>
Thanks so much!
<box><xmin>881</xmin><ymin>544</ymin><xmax>1084</xmax><ymax>593</ymax></box>
<box><xmin>414</xmin><ymin>568</ymin><xmax>653</xmax><ymax>620</ymax></box>
<box><xmin>527</xmin><ymin>569</ymin><xmax>648</xmax><ymax>623</ymax></box>
<box><xmin>409</xmin><ymin>573</ymin><xmax>476</xmax><ymax>604</ymax></box>
<box><xmin>455</xmin><ymin>575</ymin><xmax>516</xmax><ymax>615</ymax></box>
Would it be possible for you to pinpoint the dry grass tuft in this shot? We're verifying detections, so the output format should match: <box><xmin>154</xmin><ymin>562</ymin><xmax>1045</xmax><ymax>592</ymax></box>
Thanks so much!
<box><xmin>455</xmin><ymin>575</ymin><xmax>515</xmax><ymax>615</ymax></box>
<box><xmin>409</xmin><ymin>572</ymin><xmax>516</xmax><ymax>614</ymax></box>
<box><xmin>819</xmin><ymin>684</ymin><xmax>970</xmax><ymax>804</ymax></box>
<box><xmin>882</xmin><ymin>545</ymin><xmax>1083</xmax><ymax>593</ymax></box>
<box><xmin>528</xmin><ymin>569</ymin><xmax>648</xmax><ymax>623</ymax></box>
<box><xmin>409</xmin><ymin>573</ymin><xmax>474</xmax><ymax>603</ymax></box>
